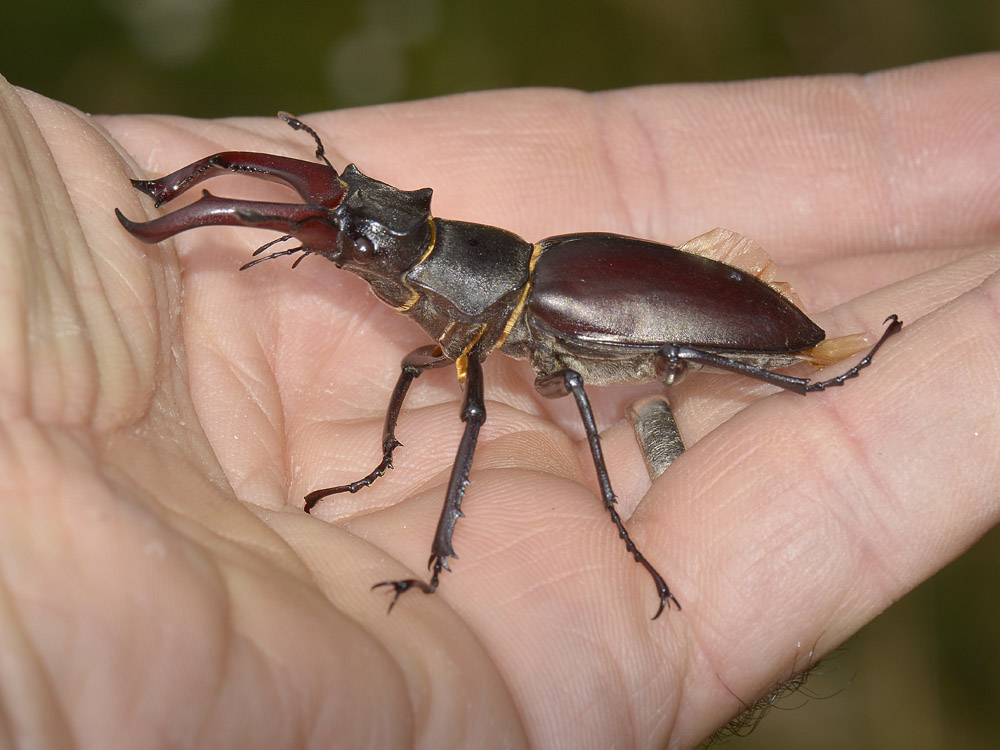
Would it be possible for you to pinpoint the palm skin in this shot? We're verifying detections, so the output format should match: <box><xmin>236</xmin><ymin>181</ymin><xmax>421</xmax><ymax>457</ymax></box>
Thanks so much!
<box><xmin>0</xmin><ymin>53</ymin><xmax>998</xmax><ymax>748</ymax></box>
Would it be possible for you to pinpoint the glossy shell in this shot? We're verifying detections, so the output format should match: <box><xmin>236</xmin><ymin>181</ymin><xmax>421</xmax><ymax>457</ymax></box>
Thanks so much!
<box><xmin>527</xmin><ymin>233</ymin><xmax>824</xmax><ymax>352</ymax></box>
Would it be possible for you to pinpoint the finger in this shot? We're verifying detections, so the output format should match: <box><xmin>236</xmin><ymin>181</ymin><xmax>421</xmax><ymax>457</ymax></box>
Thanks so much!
<box><xmin>598</xmin><ymin>54</ymin><xmax>1000</xmax><ymax>257</ymax></box>
<box><xmin>102</xmin><ymin>55</ymin><xmax>1000</xmax><ymax>326</ymax></box>
<box><xmin>203</xmin><ymin>55</ymin><xmax>997</xmax><ymax>262</ymax></box>
<box><xmin>640</xmin><ymin>254</ymin><xmax>1000</xmax><ymax>707</ymax></box>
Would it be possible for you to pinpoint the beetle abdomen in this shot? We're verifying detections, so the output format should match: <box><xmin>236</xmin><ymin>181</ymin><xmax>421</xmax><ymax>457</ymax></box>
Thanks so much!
<box><xmin>527</xmin><ymin>233</ymin><xmax>824</xmax><ymax>352</ymax></box>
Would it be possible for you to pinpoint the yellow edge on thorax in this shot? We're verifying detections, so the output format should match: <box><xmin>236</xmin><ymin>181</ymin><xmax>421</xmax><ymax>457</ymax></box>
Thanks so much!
<box><xmin>454</xmin><ymin>242</ymin><xmax>541</xmax><ymax>382</ymax></box>
<box><xmin>394</xmin><ymin>217</ymin><xmax>437</xmax><ymax>313</ymax></box>
<box><xmin>493</xmin><ymin>243</ymin><xmax>542</xmax><ymax>350</ymax></box>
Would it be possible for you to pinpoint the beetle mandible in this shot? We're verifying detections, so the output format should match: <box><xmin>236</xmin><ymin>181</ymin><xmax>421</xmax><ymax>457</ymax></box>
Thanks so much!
<box><xmin>116</xmin><ymin>113</ymin><xmax>902</xmax><ymax>619</ymax></box>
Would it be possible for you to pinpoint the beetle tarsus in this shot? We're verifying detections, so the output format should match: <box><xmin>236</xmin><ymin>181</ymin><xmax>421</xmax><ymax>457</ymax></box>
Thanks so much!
<box><xmin>607</xmin><ymin>501</ymin><xmax>679</xmax><ymax>618</ymax></box>
<box><xmin>372</xmin><ymin>554</ymin><xmax>450</xmax><ymax>612</ymax></box>
<box><xmin>804</xmin><ymin>314</ymin><xmax>902</xmax><ymax>392</ymax></box>
<box><xmin>304</xmin><ymin>449</ymin><xmax>399</xmax><ymax>510</ymax></box>
<box><xmin>372</xmin><ymin>575</ymin><xmax>437</xmax><ymax>613</ymax></box>
<box><xmin>303</xmin><ymin>345</ymin><xmax>449</xmax><ymax>514</ymax></box>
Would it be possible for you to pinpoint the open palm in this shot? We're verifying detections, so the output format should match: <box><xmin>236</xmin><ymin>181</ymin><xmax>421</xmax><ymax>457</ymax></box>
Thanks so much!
<box><xmin>2</xmin><ymin>53</ymin><xmax>998</xmax><ymax>748</ymax></box>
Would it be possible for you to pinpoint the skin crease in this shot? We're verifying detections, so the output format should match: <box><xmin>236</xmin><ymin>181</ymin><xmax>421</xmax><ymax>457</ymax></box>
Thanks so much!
<box><xmin>0</xmin><ymin>53</ymin><xmax>998</xmax><ymax>748</ymax></box>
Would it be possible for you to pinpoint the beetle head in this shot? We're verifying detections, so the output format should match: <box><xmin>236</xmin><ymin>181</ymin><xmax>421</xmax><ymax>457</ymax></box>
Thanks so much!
<box><xmin>117</xmin><ymin>154</ymin><xmax>434</xmax><ymax>310</ymax></box>
<box><xmin>329</xmin><ymin>164</ymin><xmax>433</xmax><ymax>274</ymax></box>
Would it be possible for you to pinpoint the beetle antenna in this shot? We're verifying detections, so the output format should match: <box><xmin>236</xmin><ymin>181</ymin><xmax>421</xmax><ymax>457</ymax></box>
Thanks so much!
<box><xmin>240</xmin><ymin>235</ymin><xmax>311</xmax><ymax>270</ymax></box>
<box><xmin>278</xmin><ymin>112</ymin><xmax>333</xmax><ymax>169</ymax></box>
<box><xmin>240</xmin><ymin>246</ymin><xmax>310</xmax><ymax>270</ymax></box>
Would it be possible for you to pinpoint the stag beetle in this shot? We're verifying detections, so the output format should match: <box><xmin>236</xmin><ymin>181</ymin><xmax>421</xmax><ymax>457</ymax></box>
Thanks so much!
<box><xmin>116</xmin><ymin>113</ymin><xmax>901</xmax><ymax>619</ymax></box>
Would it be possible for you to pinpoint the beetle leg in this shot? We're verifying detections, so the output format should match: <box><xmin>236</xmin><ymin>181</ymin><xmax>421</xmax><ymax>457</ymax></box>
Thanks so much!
<box><xmin>803</xmin><ymin>315</ymin><xmax>902</xmax><ymax>391</ymax></box>
<box><xmin>372</xmin><ymin>356</ymin><xmax>487</xmax><ymax>612</ymax></box>
<box><xmin>655</xmin><ymin>314</ymin><xmax>902</xmax><ymax>396</ymax></box>
<box><xmin>658</xmin><ymin>344</ymin><xmax>813</xmax><ymax>393</ymax></box>
<box><xmin>304</xmin><ymin>345</ymin><xmax>452</xmax><ymax>511</ymax></box>
<box><xmin>535</xmin><ymin>369</ymin><xmax>679</xmax><ymax>618</ymax></box>
<box><xmin>626</xmin><ymin>396</ymin><xmax>685</xmax><ymax>480</ymax></box>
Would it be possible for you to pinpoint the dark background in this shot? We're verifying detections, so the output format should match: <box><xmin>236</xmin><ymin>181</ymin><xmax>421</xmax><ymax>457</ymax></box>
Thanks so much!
<box><xmin>3</xmin><ymin>0</ymin><xmax>998</xmax><ymax>118</ymax></box>
<box><xmin>3</xmin><ymin>1</ymin><xmax>999</xmax><ymax>747</ymax></box>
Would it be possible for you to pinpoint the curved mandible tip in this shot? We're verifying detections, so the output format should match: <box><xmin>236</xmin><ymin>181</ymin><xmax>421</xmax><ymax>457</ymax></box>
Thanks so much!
<box><xmin>116</xmin><ymin>190</ymin><xmax>344</xmax><ymax>253</ymax></box>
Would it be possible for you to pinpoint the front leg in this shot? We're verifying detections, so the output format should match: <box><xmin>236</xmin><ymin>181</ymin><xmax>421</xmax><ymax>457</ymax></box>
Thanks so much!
<box><xmin>304</xmin><ymin>345</ymin><xmax>451</xmax><ymax>511</ymax></box>
<box><xmin>373</xmin><ymin>356</ymin><xmax>487</xmax><ymax>611</ymax></box>
<box><xmin>536</xmin><ymin>370</ymin><xmax>679</xmax><ymax>618</ymax></box>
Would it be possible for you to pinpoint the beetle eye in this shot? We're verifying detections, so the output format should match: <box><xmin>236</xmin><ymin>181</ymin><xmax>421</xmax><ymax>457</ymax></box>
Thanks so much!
<box><xmin>353</xmin><ymin>236</ymin><xmax>376</xmax><ymax>264</ymax></box>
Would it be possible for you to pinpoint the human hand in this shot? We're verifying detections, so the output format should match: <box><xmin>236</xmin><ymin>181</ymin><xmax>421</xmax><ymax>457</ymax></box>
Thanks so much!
<box><xmin>2</xmin><ymin>53</ymin><xmax>998</xmax><ymax>748</ymax></box>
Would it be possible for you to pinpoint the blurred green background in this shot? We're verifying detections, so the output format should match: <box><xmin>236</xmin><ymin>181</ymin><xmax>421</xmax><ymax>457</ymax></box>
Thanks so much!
<box><xmin>3</xmin><ymin>1</ymin><xmax>999</xmax><ymax>747</ymax></box>
<box><xmin>1</xmin><ymin>0</ymin><xmax>997</xmax><ymax>117</ymax></box>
